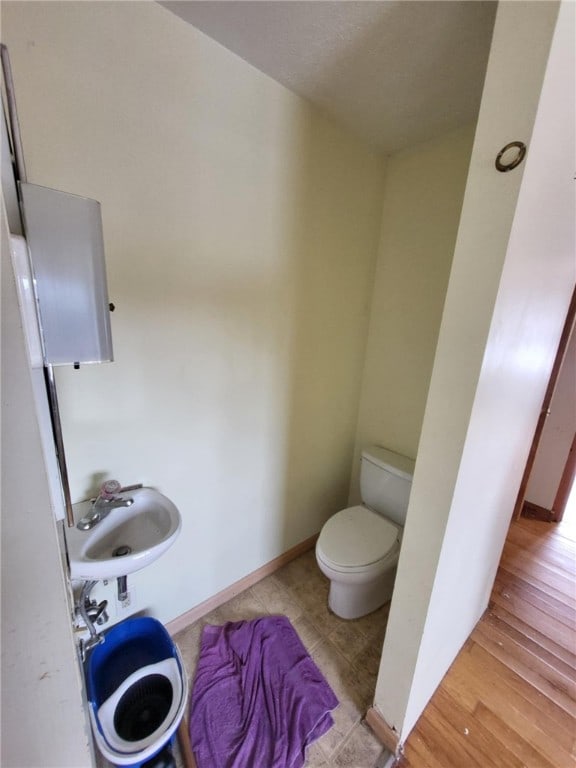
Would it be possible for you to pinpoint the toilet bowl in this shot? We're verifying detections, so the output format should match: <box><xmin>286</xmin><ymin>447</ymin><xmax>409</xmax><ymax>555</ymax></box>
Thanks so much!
<box><xmin>315</xmin><ymin>447</ymin><xmax>414</xmax><ymax>620</ymax></box>
<box><xmin>316</xmin><ymin>505</ymin><xmax>402</xmax><ymax>619</ymax></box>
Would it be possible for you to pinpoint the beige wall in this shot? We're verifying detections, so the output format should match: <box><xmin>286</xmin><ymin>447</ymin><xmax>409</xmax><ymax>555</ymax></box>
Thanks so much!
<box><xmin>351</xmin><ymin>125</ymin><xmax>474</xmax><ymax>502</ymax></box>
<box><xmin>2</xmin><ymin>0</ymin><xmax>385</xmax><ymax>624</ymax></box>
<box><xmin>376</xmin><ymin>0</ymin><xmax>573</xmax><ymax>742</ymax></box>
<box><xmin>1</xmin><ymin>207</ymin><xmax>92</xmax><ymax>767</ymax></box>
<box><xmin>3</xmin><ymin>1</ymin><xmax>572</xmax><ymax>758</ymax></box>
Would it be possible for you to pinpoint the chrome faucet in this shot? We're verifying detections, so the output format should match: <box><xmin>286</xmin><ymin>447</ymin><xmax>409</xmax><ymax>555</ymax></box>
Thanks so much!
<box><xmin>76</xmin><ymin>480</ymin><xmax>135</xmax><ymax>531</ymax></box>
<box><xmin>76</xmin><ymin>496</ymin><xmax>134</xmax><ymax>531</ymax></box>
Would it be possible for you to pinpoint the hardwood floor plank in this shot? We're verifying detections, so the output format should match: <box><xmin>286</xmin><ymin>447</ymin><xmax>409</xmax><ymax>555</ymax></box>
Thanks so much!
<box><xmin>482</xmin><ymin>608</ymin><xmax>576</xmax><ymax>677</ymax></box>
<box><xmin>506</xmin><ymin>519</ymin><xmax>575</xmax><ymax>550</ymax></box>
<box><xmin>473</xmin><ymin>702</ymin><xmax>561</xmax><ymax>768</ymax></box>
<box><xmin>504</xmin><ymin>537</ymin><xmax>576</xmax><ymax>572</ymax></box>
<box><xmin>411</xmin><ymin>707</ymin><xmax>484</xmax><ymax>768</ymax></box>
<box><xmin>511</xmin><ymin>533</ymin><xmax>576</xmax><ymax>558</ymax></box>
<box><xmin>472</xmin><ymin>618</ymin><xmax>576</xmax><ymax>717</ymax></box>
<box><xmin>499</xmin><ymin>555</ymin><xmax>576</xmax><ymax>601</ymax></box>
<box><xmin>493</xmin><ymin>569</ymin><xmax>576</xmax><ymax>624</ymax></box>
<box><xmin>500</xmin><ymin>560</ymin><xmax>576</xmax><ymax>606</ymax></box>
<box><xmin>509</xmin><ymin>521</ymin><xmax>576</xmax><ymax>559</ymax></box>
<box><xmin>441</xmin><ymin>679</ymin><xmax>574</xmax><ymax>767</ymax></box>
<box><xmin>490</xmin><ymin>589</ymin><xmax>576</xmax><ymax>652</ymax></box>
<box><xmin>518</xmin><ymin>518</ymin><xmax>576</xmax><ymax>547</ymax></box>
<box><xmin>467</xmin><ymin>642</ymin><xmax>575</xmax><ymax>737</ymax></box>
<box><xmin>426</xmin><ymin>687</ymin><xmax>525</xmax><ymax>768</ymax></box>
<box><xmin>489</xmin><ymin>602</ymin><xmax>576</xmax><ymax>669</ymax></box>
<box><xmin>442</xmin><ymin>643</ymin><xmax>575</xmax><ymax>759</ymax></box>
<box><xmin>501</xmin><ymin>540</ymin><xmax>576</xmax><ymax>592</ymax></box>
<box><xmin>511</xmin><ymin>528</ymin><xmax>576</xmax><ymax>558</ymax></box>
<box><xmin>497</xmin><ymin>562</ymin><xmax>576</xmax><ymax>610</ymax></box>
<box><xmin>402</xmin><ymin>733</ymin><xmax>445</xmax><ymax>768</ymax></box>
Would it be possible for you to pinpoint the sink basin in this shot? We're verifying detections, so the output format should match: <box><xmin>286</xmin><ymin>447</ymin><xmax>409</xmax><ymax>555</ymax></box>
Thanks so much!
<box><xmin>66</xmin><ymin>488</ymin><xmax>181</xmax><ymax>580</ymax></box>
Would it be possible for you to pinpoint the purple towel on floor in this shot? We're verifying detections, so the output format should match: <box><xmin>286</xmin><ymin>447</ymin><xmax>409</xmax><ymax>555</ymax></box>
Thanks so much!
<box><xmin>189</xmin><ymin>615</ymin><xmax>338</xmax><ymax>768</ymax></box>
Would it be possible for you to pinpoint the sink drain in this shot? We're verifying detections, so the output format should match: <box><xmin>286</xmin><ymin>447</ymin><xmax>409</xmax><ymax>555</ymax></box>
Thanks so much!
<box><xmin>112</xmin><ymin>545</ymin><xmax>132</xmax><ymax>557</ymax></box>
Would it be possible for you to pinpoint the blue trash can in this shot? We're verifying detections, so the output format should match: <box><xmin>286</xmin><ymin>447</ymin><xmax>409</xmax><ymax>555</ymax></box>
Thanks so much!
<box><xmin>86</xmin><ymin>617</ymin><xmax>188</xmax><ymax>767</ymax></box>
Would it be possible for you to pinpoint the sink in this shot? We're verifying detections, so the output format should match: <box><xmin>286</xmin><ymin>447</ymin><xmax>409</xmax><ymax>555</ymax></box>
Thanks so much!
<box><xmin>66</xmin><ymin>488</ymin><xmax>181</xmax><ymax>580</ymax></box>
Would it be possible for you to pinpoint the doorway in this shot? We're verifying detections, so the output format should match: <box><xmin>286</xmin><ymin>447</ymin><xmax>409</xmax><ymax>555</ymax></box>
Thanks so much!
<box><xmin>513</xmin><ymin>286</ymin><xmax>576</xmax><ymax>524</ymax></box>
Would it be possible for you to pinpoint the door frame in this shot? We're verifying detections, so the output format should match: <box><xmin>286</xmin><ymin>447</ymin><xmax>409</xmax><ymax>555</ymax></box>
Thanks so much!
<box><xmin>512</xmin><ymin>285</ymin><xmax>576</xmax><ymax>521</ymax></box>
<box><xmin>552</xmin><ymin>430</ymin><xmax>576</xmax><ymax>522</ymax></box>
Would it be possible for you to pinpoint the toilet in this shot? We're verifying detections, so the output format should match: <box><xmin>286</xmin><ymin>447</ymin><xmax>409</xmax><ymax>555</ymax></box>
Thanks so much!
<box><xmin>316</xmin><ymin>446</ymin><xmax>415</xmax><ymax>620</ymax></box>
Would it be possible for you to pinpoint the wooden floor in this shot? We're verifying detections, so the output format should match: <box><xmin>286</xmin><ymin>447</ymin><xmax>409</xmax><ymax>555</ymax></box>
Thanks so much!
<box><xmin>400</xmin><ymin>517</ymin><xmax>576</xmax><ymax>768</ymax></box>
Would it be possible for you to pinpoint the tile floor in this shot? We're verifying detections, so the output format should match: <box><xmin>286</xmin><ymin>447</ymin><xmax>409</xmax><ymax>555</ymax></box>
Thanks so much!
<box><xmin>173</xmin><ymin>548</ymin><xmax>391</xmax><ymax>767</ymax></box>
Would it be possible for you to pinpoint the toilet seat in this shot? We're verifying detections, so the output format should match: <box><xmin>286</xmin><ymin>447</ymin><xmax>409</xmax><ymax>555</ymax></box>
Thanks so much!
<box><xmin>317</xmin><ymin>505</ymin><xmax>400</xmax><ymax>573</ymax></box>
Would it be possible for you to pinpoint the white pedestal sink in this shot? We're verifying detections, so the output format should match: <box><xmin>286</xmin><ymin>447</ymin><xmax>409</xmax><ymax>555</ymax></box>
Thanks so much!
<box><xmin>66</xmin><ymin>488</ymin><xmax>181</xmax><ymax>580</ymax></box>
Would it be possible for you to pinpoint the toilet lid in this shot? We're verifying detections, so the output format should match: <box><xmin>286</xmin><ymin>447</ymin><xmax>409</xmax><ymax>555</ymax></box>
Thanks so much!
<box><xmin>318</xmin><ymin>506</ymin><xmax>399</xmax><ymax>568</ymax></box>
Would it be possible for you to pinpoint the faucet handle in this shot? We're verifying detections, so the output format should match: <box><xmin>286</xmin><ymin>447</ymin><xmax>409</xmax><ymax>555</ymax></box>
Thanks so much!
<box><xmin>99</xmin><ymin>479</ymin><xmax>122</xmax><ymax>499</ymax></box>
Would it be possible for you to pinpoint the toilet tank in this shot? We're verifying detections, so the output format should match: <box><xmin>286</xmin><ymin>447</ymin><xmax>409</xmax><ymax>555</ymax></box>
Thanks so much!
<box><xmin>360</xmin><ymin>446</ymin><xmax>415</xmax><ymax>526</ymax></box>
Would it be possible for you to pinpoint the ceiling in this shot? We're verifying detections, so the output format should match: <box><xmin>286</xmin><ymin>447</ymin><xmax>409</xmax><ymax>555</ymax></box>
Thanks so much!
<box><xmin>160</xmin><ymin>1</ymin><xmax>497</xmax><ymax>155</ymax></box>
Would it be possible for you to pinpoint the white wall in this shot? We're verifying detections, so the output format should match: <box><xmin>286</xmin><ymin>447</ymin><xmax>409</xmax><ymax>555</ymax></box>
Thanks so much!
<box><xmin>376</xmin><ymin>0</ymin><xmax>574</xmax><ymax>742</ymax></box>
<box><xmin>1</xmin><ymin>206</ymin><xmax>92</xmax><ymax>767</ymax></box>
<box><xmin>525</xmin><ymin>322</ymin><xmax>576</xmax><ymax>510</ymax></box>
<box><xmin>351</xmin><ymin>124</ymin><xmax>474</xmax><ymax>499</ymax></box>
<box><xmin>2</xmin><ymin>0</ymin><xmax>385</xmax><ymax>624</ymax></box>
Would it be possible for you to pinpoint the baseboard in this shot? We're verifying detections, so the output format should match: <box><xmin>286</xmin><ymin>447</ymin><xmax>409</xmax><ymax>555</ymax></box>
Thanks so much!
<box><xmin>365</xmin><ymin>707</ymin><xmax>400</xmax><ymax>755</ymax></box>
<box><xmin>166</xmin><ymin>534</ymin><xmax>318</xmax><ymax>636</ymax></box>
<box><xmin>177</xmin><ymin>718</ymin><xmax>197</xmax><ymax>768</ymax></box>
<box><xmin>521</xmin><ymin>501</ymin><xmax>554</xmax><ymax>522</ymax></box>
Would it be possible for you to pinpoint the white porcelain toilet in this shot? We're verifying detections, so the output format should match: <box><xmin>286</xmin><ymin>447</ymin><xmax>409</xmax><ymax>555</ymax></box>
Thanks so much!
<box><xmin>316</xmin><ymin>446</ymin><xmax>415</xmax><ymax>620</ymax></box>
